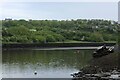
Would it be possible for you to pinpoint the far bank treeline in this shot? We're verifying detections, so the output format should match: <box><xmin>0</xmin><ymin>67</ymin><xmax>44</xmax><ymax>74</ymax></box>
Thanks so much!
<box><xmin>1</xmin><ymin>19</ymin><xmax>120</xmax><ymax>43</ymax></box>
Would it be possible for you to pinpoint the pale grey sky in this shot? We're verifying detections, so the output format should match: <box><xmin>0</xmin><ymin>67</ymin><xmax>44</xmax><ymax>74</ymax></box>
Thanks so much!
<box><xmin>0</xmin><ymin>2</ymin><xmax>118</xmax><ymax>21</ymax></box>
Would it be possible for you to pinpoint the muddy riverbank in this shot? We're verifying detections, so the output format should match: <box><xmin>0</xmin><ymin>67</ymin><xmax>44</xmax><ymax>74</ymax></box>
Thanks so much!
<box><xmin>2</xmin><ymin>42</ymin><xmax>116</xmax><ymax>49</ymax></box>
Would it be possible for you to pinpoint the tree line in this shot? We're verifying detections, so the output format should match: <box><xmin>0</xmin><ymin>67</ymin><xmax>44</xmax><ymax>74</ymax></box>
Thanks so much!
<box><xmin>1</xmin><ymin>19</ymin><xmax>119</xmax><ymax>43</ymax></box>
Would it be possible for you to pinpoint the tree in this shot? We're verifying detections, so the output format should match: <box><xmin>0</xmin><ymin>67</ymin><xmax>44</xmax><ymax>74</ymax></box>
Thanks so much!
<box><xmin>2</xmin><ymin>19</ymin><xmax>118</xmax><ymax>43</ymax></box>
<box><xmin>88</xmin><ymin>32</ymin><xmax>104</xmax><ymax>42</ymax></box>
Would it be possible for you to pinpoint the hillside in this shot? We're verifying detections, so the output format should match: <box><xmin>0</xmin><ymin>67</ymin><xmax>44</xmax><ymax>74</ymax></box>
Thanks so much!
<box><xmin>1</xmin><ymin>19</ymin><xmax>119</xmax><ymax>43</ymax></box>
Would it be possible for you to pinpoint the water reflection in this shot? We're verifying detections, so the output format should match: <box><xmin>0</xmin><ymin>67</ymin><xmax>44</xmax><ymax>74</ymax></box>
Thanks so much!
<box><xmin>2</xmin><ymin>49</ymin><xmax>93</xmax><ymax>78</ymax></box>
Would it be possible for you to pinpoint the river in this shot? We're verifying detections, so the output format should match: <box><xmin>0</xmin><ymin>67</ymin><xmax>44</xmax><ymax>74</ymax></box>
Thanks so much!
<box><xmin>2</xmin><ymin>48</ymin><xmax>118</xmax><ymax>78</ymax></box>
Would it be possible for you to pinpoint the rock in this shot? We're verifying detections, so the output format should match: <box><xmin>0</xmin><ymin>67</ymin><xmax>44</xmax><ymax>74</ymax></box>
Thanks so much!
<box><xmin>34</xmin><ymin>71</ymin><xmax>37</xmax><ymax>75</ymax></box>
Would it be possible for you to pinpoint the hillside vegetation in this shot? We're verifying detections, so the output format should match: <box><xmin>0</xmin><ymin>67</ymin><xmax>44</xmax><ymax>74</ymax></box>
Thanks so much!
<box><xmin>1</xmin><ymin>19</ymin><xmax>119</xmax><ymax>43</ymax></box>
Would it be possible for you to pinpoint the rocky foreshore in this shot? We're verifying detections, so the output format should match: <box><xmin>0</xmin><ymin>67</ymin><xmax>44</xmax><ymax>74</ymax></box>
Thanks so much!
<box><xmin>71</xmin><ymin>66</ymin><xmax>120</xmax><ymax>80</ymax></box>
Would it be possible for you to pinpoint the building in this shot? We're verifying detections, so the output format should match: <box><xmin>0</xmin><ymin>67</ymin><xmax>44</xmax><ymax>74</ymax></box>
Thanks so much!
<box><xmin>5</xmin><ymin>18</ymin><xmax>12</xmax><ymax>21</ymax></box>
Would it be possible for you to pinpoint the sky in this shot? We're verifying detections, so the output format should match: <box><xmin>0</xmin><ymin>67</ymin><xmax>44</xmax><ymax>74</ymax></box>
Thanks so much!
<box><xmin>0</xmin><ymin>2</ymin><xmax>119</xmax><ymax>21</ymax></box>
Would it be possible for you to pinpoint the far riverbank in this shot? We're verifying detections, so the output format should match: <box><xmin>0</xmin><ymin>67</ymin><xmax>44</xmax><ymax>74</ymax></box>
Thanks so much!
<box><xmin>2</xmin><ymin>42</ymin><xmax>116</xmax><ymax>49</ymax></box>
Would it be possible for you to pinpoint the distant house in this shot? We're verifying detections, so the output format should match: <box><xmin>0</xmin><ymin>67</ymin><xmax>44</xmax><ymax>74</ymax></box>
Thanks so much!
<box><xmin>95</xmin><ymin>26</ymin><xmax>98</xmax><ymax>28</ymax></box>
<box><xmin>81</xmin><ymin>36</ymin><xmax>85</xmax><ymax>41</ymax></box>
<box><xmin>111</xmin><ymin>21</ymin><xmax>115</xmax><ymax>25</ymax></box>
<box><xmin>92</xmin><ymin>26</ymin><xmax>98</xmax><ymax>29</ymax></box>
<box><xmin>5</xmin><ymin>18</ymin><xmax>12</xmax><ymax>21</ymax></box>
<box><xmin>29</xmin><ymin>29</ymin><xmax>37</xmax><ymax>32</ymax></box>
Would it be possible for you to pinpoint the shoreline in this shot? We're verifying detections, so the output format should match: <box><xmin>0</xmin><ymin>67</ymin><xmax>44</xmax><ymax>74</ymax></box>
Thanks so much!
<box><xmin>2</xmin><ymin>42</ymin><xmax>116</xmax><ymax>49</ymax></box>
<box><xmin>3</xmin><ymin>47</ymin><xmax>99</xmax><ymax>51</ymax></box>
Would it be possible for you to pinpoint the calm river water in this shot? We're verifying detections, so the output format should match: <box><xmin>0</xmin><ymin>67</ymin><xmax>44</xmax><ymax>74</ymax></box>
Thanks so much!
<box><xmin>2</xmin><ymin>48</ymin><xmax>118</xmax><ymax>78</ymax></box>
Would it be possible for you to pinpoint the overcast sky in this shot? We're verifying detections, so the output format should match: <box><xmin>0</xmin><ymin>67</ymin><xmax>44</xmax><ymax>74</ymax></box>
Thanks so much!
<box><xmin>0</xmin><ymin>2</ymin><xmax>118</xmax><ymax>21</ymax></box>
